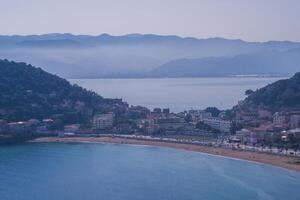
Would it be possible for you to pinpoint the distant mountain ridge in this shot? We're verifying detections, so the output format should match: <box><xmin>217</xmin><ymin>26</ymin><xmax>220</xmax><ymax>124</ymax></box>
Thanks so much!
<box><xmin>2</xmin><ymin>33</ymin><xmax>299</xmax><ymax>51</ymax></box>
<box><xmin>151</xmin><ymin>49</ymin><xmax>300</xmax><ymax>77</ymax></box>
<box><xmin>0</xmin><ymin>33</ymin><xmax>300</xmax><ymax>78</ymax></box>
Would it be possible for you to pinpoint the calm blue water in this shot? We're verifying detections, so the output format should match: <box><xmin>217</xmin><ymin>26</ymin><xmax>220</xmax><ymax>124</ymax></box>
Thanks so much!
<box><xmin>70</xmin><ymin>77</ymin><xmax>283</xmax><ymax>112</ymax></box>
<box><xmin>0</xmin><ymin>143</ymin><xmax>299</xmax><ymax>200</ymax></box>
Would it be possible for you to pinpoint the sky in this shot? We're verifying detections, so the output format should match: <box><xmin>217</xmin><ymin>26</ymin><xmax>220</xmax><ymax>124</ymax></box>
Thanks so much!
<box><xmin>1</xmin><ymin>0</ymin><xmax>300</xmax><ymax>42</ymax></box>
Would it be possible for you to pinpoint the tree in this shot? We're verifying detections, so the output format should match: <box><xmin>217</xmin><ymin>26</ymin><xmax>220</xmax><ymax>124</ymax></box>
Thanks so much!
<box><xmin>184</xmin><ymin>114</ymin><xmax>193</xmax><ymax>122</ymax></box>
<box><xmin>205</xmin><ymin>107</ymin><xmax>221</xmax><ymax>117</ymax></box>
<box><xmin>245</xmin><ymin>89</ymin><xmax>254</xmax><ymax>96</ymax></box>
<box><xmin>284</xmin><ymin>145</ymin><xmax>289</xmax><ymax>155</ymax></box>
<box><xmin>292</xmin><ymin>144</ymin><xmax>299</xmax><ymax>155</ymax></box>
<box><xmin>269</xmin><ymin>143</ymin><xmax>273</xmax><ymax>152</ymax></box>
<box><xmin>230</xmin><ymin>121</ymin><xmax>243</xmax><ymax>135</ymax></box>
<box><xmin>196</xmin><ymin>121</ymin><xmax>221</xmax><ymax>134</ymax></box>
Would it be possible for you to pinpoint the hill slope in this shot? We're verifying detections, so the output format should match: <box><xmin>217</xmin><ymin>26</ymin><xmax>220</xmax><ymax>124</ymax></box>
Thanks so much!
<box><xmin>243</xmin><ymin>72</ymin><xmax>300</xmax><ymax>109</ymax></box>
<box><xmin>0</xmin><ymin>59</ymin><xmax>117</xmax><ymax>121</ymax></box>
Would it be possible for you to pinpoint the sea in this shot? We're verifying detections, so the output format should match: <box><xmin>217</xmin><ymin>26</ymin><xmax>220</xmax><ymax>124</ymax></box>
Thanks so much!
<box><xmin>70</xmin><ymin>77</ymin><xmax>283</xmax><ymax>112</ymax></box>
<box><xmin>0</xmin><ymin>143</ymin><xmax>299</xmax><ymax>200</ymax></box>
<box><xmin>2</xmin><ymin>77</ymin><xmax>299</xmax><ymax>200</ymax></box>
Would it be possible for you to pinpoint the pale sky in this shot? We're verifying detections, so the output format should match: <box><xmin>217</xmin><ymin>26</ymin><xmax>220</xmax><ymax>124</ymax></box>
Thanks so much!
<box><xmin>1</xmin><ymin>0</ymin><xmax>300</xmax><ymax>42</ymax></box>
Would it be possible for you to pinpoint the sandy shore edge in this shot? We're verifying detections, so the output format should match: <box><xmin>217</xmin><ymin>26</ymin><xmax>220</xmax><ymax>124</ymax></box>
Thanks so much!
<box><xmin>30</xmin><ymin>136</ymin><xmax>300</xmax><ymax>173</ymax></box>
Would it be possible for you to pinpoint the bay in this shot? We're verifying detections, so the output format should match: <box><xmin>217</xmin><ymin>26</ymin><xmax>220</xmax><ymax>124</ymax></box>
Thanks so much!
<box><xmin>0</xmin><ymin>143</ymin><xmax>299</xmax><ymax>200</ymax></box>
<box><xmin>70</xmin><ymin>77</ymin><xmax>282</xmax><ymax>112</ymax></box>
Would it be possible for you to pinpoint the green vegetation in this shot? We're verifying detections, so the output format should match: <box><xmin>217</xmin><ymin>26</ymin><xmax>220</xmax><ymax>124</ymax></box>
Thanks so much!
<box><xmin>0</xmin><ymin>59</ymin><xmax>114</xmax><ymax>123</ymax></box>
<box><xmin>196</xmin><ymin>121</ymin><xmax>221</xmax><ymax>134</ymax></box>
<box><xmin>245</xmin><ymin>89</ymin><xmax>254</xmax><ymax>96</ymax></box>
<box><xmin>205</xmin><ymin>107</ymin><xmax>221</xmax><ymax>117</ymax></box>
<box><xmin>245</xmin><ymin>72</ymin><xmax>300</xmax><ymax>108</ymax></box>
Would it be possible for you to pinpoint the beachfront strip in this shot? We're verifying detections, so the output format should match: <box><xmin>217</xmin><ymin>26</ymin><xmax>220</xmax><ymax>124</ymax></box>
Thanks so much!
<box><xmin>1</xmin><ymin>103</ymin><xmax>300</xmax><ymax>157</ymax></box>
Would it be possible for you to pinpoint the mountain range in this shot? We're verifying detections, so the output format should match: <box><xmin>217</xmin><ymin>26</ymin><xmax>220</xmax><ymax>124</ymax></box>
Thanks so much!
<box><xmin>151</xmin><ymin>48</ymin><xmax>300</xmax><ymax>77</ymax></box>
<box><xmin>0</xmin><ymin>33</ymin><xmax>300</xmax><ymax>78</ymax></box>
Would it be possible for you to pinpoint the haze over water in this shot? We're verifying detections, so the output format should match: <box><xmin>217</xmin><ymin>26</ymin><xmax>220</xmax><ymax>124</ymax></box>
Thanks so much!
<box><xmin>0</xmin><ymin>143</ymin><xmax>299</xmax><ymax>200</ymax></box>
<box><xmin>71</xmin><ymin>77</ymin><xmax>282</xmax><ymax>112</ymax></box>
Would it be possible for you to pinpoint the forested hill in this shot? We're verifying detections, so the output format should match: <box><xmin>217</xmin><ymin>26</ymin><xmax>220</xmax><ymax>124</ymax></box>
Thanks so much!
<box><xmin>0</xmin><ymin>59</ymin><xmax>118</xmax><ymax>122</ymax></box>
<box><xmin>243</xmin><ymin>72</ymin><xmax>300</xmax><ymax>109</ymax></box>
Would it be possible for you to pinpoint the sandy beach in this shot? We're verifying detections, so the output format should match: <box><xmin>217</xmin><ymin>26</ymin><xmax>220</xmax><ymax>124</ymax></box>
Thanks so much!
<box><xmin>31</xmin><ymin>136</ymin><xmax>300</xmax><ymax>173</ymax></box>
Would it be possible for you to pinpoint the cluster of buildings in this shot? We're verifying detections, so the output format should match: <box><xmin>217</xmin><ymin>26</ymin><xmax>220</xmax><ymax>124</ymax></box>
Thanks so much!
<box><xmin>91</xmin><ymin>107</ymin><xmax>232</xmax><ymax>136</ymax></box>
<box><xmin>0</xmin><ymin>103</ymin><xmax>233</xmax><ymax>139</ymax></box>
<box><xmin>232</xmin><ymin>102</ymin><xmax>300</xmax><ymax>146</ymax></box>
<box><xmin>93</xmin><ymin>113</ymin><xmax>114</xmax><ymax>130</ymax></box>
<box><xmin>0</xmin><ymin>118</ymin><xmax>55</xmax><ymax>137</ymax></box>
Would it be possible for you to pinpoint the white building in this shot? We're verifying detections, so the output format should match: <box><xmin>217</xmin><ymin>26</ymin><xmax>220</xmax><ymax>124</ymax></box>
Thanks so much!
<box><xmin>7</xmin><ymin>121</ymin><xmax>30</xmax><ymax>133</ymax></box>
<box><xmin>273</xmin><ymin>112</ymin><xmax>285</xmax><ymax>126</ymax></box>
<box><xmin>202</xmin><ymin>118</ymin><xmax>231</xmax><ymax>133</ymax></box>
<box><xmin>189</xmin><ymin>110</ymin><xmax>212</xmax><ymax>122</ymax></box>
<box><xmin>235</xmin><ymin>129</ymin><xmax>257</xmax><ymax>145</ymax></box>
<box><xmin>93</xmin><ymin>113</ymin><xmax>114</xmax><ymax>129</ymax></box>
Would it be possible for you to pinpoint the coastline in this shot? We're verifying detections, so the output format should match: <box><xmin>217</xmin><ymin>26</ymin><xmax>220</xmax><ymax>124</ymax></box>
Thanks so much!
<box><xmin>30</xmin><ymin>136</ymin><xmax>300</xmax><ymax>173</ymax></box>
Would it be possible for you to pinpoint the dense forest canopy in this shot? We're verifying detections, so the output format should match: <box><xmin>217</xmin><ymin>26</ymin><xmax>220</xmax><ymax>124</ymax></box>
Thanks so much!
<box><xmin>245</xmin><ymin>72</ymin><xmax>300</xmax><ymax>109</ymax></box>
<box><xmin>0</xmin><ymin>59</ymin><xmax>115</xmax><ymax>122</ymax></box>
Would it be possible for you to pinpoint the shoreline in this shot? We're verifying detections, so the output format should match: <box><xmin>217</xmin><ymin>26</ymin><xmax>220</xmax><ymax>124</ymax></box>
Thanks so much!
<box><xmin>30</xmin><ymin>136</ymin><xmax>300</xmax><ymax>173</ymax></box>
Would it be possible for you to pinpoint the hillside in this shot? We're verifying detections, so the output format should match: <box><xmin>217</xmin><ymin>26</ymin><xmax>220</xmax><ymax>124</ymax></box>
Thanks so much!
<box><xmin>0</xmin><ymin>59</ymin><xmax>118</xmax><ymax>122</ymax></box>
<box><xmin>1</xmin><ymin>33</ymin><xmax>300</xmax><ymax>78</ymax></box>
<box><xmin>243</xmin><ymin>72</ymin><xmax>300</xmax><ymax>109</ymax></box>
<box><xmin>151</xmin><ymin>50</ymin><xmax>300</xmax><ymax>77</ymax></box>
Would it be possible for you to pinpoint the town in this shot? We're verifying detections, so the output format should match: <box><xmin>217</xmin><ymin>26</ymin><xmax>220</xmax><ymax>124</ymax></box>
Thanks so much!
<box><xmin>1</xmin><ymin>100</ymin><xmax>300</xmax><ymax>157</ymax></box>
<box><xmin>0</xmin><ymin>104</ymin><xmax>230</xmax><ymax>138</ymax></box>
